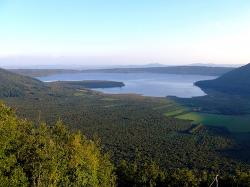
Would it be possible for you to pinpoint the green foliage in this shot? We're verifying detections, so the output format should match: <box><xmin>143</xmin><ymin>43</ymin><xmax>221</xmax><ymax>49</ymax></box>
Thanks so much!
<box><xmin>116</xmin><ymin>159</ymin><xmax>165</xmax><ymax>187</ymax></box>
<box><xmin>0</xmin><ymin>103</ymin><xmax>116</xmax><ymax>187</ymax></box>
<box><xmin>234</xmin><ymin>170</ymin><xmax>250</xmax><ymax>186</ymax></box>
<box><xmin>166</xmin><ymin>169</ymin><xmax>198</xmax><ymax>187</ymax></box>
<box><xmin>116</xmin><ymin>157</ymin><xmax>250</xmax><ymax>187</ymax></box>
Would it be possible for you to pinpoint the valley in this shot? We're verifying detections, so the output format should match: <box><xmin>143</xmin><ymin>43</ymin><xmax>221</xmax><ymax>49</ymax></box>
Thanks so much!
<box><xmin>1</xmin><ymin>67</ymin><xmax>250</xmax><ymax>172</ymax></box>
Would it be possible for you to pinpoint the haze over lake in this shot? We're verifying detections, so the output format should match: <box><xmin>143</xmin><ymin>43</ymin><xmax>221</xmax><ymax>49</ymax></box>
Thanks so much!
<box><xmin>38</xmin><ymin>73</ymin><xmax>216</xmax><ymax>98</ymax></box>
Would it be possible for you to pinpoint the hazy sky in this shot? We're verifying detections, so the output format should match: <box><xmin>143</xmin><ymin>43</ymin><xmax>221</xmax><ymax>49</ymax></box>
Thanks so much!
<box><xmin>1</xmin><ymin>0</ymin><xmax>250</xmax><ymax>66</ymax></box>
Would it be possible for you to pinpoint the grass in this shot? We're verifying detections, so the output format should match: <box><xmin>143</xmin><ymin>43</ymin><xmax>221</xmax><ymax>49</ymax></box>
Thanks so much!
<box><xmin>73</xmin><ymin>89</ymin><xmax>90</xmax><ymax>96</ymax></box>
<box><xmin>101</xmin><ymin>97</ymin><xmax>118</xmax><ymax>101</ymax></box>
<box><xmin>74</xmin><ymin>92</ymin><xmax>86</xmax><ymax>96</ymax></box>
<box><xmin>164</xmin><ymin>109</ymin><xmax>187</xmax><ymax>117</ymax></box>
<box><xmin>176</xmin><ymin>112</ymin><xmax>250</xmax><ymax>132</ymax></box>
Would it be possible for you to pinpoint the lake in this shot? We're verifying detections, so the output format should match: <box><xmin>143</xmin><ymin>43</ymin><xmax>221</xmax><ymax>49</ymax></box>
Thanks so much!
<box><xmin>38</xmin><ymin>73</ymin><xmax>216</xmax><ymax>98</ymax></box>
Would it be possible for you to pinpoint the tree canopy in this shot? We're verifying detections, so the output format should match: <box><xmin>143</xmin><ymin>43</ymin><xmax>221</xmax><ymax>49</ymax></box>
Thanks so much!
<box><xmin>0</xmin><ymin>102</ymin><xmax>116</xmax><ymax>187</ymax></box>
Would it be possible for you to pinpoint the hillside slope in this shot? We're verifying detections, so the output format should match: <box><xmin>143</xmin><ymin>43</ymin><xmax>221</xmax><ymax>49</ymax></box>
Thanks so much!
<box><xmin>196</xmin><ymin>63</ymin><xmax>250</xmax><ymax>95</ymax></box>
<box><xmin>0</xmin><ymin>68</ymin><xmax>48</xmax><ymax>97</ymax></box>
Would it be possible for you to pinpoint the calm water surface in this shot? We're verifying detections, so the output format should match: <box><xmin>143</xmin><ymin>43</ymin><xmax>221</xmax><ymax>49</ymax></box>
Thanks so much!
<box><xmin>38</xmin><ymin>73</ymin><xmax>216</xmax><ymax>98</ymax></box>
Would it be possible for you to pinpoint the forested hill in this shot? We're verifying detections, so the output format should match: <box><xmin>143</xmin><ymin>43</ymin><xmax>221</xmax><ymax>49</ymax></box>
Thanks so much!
<box><xmin>0</xmin><ymin>69</ymin><xmax>124</xmax><ymax>98</ymax></box>
<box><xmin>195</xmin><ymin>63</ymin><xmax>250</xmax><ymax>95</ymax></box>
<box><xmin>0</xmin><ymin>68</ymin><xmax>48</xmax><ymax>97</ymax></box>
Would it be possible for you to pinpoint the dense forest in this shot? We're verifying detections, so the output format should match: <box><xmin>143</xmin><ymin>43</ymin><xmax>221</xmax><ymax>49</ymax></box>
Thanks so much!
<box><xmin>1</xmin><ymin>102</ymin><xmax>250</xmax><ymax>187</ymax></box>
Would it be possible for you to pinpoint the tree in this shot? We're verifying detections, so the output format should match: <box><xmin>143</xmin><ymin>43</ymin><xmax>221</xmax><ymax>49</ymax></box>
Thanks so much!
<box><xmin>0</xmin><ymin>102</ymin><xmax>116</xmax><ymax>186</ymax></box>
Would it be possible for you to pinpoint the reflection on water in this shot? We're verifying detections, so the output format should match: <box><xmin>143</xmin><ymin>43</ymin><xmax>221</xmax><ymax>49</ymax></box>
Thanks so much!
<box><xmin>38</xmin><ymin>73</ymin><xmax>216</xmax><ymax>98</ymax></box>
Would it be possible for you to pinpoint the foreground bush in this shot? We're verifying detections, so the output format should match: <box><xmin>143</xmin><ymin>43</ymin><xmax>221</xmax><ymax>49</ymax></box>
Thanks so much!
<box><xmin>0</xmin><ymin>103</ymin><xmax>116</xmax><ymax>187</ymax></box>
<box><xmin>116</xmin><ymin>158</ymin><xmax>250</xmax><ymax>187</ymax></box>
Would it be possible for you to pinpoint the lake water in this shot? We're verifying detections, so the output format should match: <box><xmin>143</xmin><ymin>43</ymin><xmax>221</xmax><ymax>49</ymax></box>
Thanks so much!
<box><xmin>38</xmin><ymin>73</ymin><xmax>216</xmax><ymax>98</ymax></box>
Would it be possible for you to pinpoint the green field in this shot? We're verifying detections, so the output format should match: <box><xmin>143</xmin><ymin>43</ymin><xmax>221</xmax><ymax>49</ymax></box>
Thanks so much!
<box><xmin>158</xmin><ymin>99</ymin><xmax>250</xmax><ymax>133</ymax></box>
<box><xmin>164</xmin><ymin>109</ymin><xmax>186</xmax><ymax>116</ymax></box>
<box><xmin>162</xmin><ymin>101</ymin><xmax>250</xmax><ymax>133</ymax></box>
<box><xmin>176</xmin><ymin>112</ymin><xmax>250</xmax><ymax>132</ymax></box>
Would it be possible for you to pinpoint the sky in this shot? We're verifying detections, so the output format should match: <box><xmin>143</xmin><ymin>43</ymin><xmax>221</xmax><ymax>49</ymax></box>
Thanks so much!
<box><xmin>1</xmin><ymin>0</ymin><xmax>250</xmax><ymax>67</ymax></box>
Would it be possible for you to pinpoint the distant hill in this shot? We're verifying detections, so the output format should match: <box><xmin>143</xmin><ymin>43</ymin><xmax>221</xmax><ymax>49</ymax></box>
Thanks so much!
<box><xmin>10</xmin><ymin>66</ymin><xmax>234</xmax><ymax>78</ymax></box>
<box><xmin>10</xmin><ymin>69</ymin><xmax>79</xmax><ymax>77</ymax></box>
<box><xmin>0</xmin><ymin>68</ymin><xmax>47</xmax><ymax>97</ymax></box>
<box><xmin>196</xmin><ymin>63</ymin><xmax>250</xmax><ymax>95</ymax></box>
<box><xmin>188</xmin><ymin>63</ymin><xmax>243</xmax><ymax>67</ymax></box>
<box><xmin>82</xmin><ymin>66</ymin><xmax>234</xmax><ymax>76</ymax></box>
